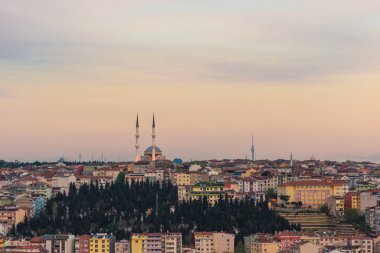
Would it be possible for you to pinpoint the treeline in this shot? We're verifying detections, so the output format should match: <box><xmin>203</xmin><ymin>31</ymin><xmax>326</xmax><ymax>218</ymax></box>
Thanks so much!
<box><xmin>15</xmin><ymin>175</ymin><xmax>300</xmax><ymax>244</ymax></box>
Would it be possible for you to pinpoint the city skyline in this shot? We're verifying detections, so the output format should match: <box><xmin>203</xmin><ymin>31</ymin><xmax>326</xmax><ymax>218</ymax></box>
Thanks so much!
<box><xmin>1</xmin><ymin>1</ymin><xmax>380</xmax><ymax>162</ymax></box>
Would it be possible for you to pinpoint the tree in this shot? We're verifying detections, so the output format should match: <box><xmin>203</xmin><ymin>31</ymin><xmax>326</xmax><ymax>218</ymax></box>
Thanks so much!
<box><xmin>235</xmin><ymin>240</ymin><xmax>245</xmax><ymax>253</ymax></box>
<box><xmin>344</xmin><ymin>208</ymin><xmax>360</xmax><ymax>223</ymax></box>
<box><xmin>265</xmin><ymin>188</ymin><xmax>277</xmax><ymax>199</ymax></box>
<box><xmin>320</xmin><ymin>205</ymin><xmax>328</xmax><ymax>214</ymax></box>
<box><xmin>344</xmin><ymin>208</ymin><xmax>371</xmax><ymax>233</ymax></box>
<box><xmin>10</xmin><ymin>224</ymin><xmax>16</xmax><ymax>236</ymax></box>
<box><xmin>15</xmin><ymin>179</ymin><xmax>295</xmax><ymax>241</ymax></box>
<box><xmin>116</xmin><ymin>172</ymin><xmax>126</xmax><ymax>184</ymax></box>
<box><xmin>279</xmin><ymin>195</ymin><xmax>290</xmax><ymax>204</ymax></box>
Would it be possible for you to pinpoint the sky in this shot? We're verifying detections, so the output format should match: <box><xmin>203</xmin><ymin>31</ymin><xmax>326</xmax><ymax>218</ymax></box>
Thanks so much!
<box><xmin>1</xmin><ymin>0</ymin><xmax>380</xmax><ymax>162</ymax></box>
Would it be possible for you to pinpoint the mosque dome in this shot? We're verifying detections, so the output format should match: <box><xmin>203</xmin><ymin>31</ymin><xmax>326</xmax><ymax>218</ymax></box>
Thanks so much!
<box><xmin>142</xmin><ymin>145</ymin><xmax>165</xmax><ymax>162</ymax></box>
<box><xmin>145</xmin><ymin>145</ymin><xmax>162</xmax><ymax>152</ymax></box>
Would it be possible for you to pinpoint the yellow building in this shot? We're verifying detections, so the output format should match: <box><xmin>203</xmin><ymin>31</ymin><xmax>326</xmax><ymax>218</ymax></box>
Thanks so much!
<box><xmin>352</xmin><ymin>194</ymin><xmax>360</xmax><ymax>209</ymax></box>
<box><xmin>345</xmin><ymin>192</ymin><xmax>361</xmax><ymax>209</ymax></box>
<box><xmin>277</xmin><ymin>180</ymin><xmax>348</xmax><ymax>208</ymax></box>
<box><xmin>90</xmin><ymin>234</ymin><xmax>115</xmax><ymax>253</ymax></box>
<box><xmin>188</xmin><ymin>182</ymin><xmax>234</xmax><ymax>205</ymax></box>
<box><xmin>173</xmin><ymin>173</ymin><xmax>191</xmax><ymax>186</ymax></box>
<box><xmin>131</xmin><ymin>234</ymin><xmax>147</xmax><ymax>253</ymax></box>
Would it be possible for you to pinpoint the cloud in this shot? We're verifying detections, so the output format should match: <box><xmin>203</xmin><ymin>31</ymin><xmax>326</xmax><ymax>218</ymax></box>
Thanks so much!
<box><xmin>1</xmin><ymin>0</ymin><xmax>379</xmax><ymax>84</ymax></box>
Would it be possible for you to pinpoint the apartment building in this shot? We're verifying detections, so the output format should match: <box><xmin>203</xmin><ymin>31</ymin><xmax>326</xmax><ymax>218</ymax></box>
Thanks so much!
<box><xmin>115</xmin><ymin>240</ymin><xmax>130</xmax><ymax>253</ymax></box>
<box><xmin>161</xmin><ymin>233</ymin><xmax>181</xmax><ymax>253</ymax></box>
<box><xmin>319</xmin><ymin>235</ymin><xmax>373</xmax><ymax>253</ymax></box>
<box><xmin>0</xmin><ymin>208</ymin><xmax>26</xmax><ymax>233</ymax></box>
<box><xmin>193</xmin><ymin>233</ymin><xmax>213</xmax><ymax>253</ymax></box>
<box><xmin>244</xmin><ymin>234</ymin><xmax>279</xmax><ymax>253</ymax></box>
<box><xmin>365</xmin><ymin>206</ymin><xmax>380</xmax><ymax>234</ymax></box>
<box><xmin>51</xmin><ymin>175</ymin><xmax>76</xmax><ymax>194</ymax></box>
<box><xmin>131</xmin><ymin>234</ymin><xmax>147</xmax><ymax>253</ymax></box>
<box><xmin>26</xmin><ymin>182</ymin><xmax>52</xmax><ymax>199</ymax></box>
<box><xmin>188</xmin><ymin>182</ymin><xmax>234</xmax><ymax>205</ymax></box>
<box><xmin>171</xmin><ymin>173</ymin><xmax>191</xmax><ymax>186</ymax></box>
<box><xmin>146</xmin><ymin>233</ymin><xmax>161</xmax><ymax>253</ymax></box>
<box><xmin>89</xmin><ymin>234</ymin><xmax>115</xmax><ymax>253</ymax></box>
<box><xmin>75</xmin><ymin>235</ymin><xmax>91</xmax><ymax>253</ymax></box>
<box><xmin>277</xmin><ymin>180</ymin><xmax>348</xmax><ymax>208</ymax></box>
<box><xmin>130</xmin><ymin>233</ymin><xmax>181</xmax><ymax>253</ymax></box>
<box><xmin>276</xmin><ymin>231</ymin><xmax>319</xmax><ymax>252</ymax></box>
<box><xmin>42</xmin><ymin>234</ymin><xmax>75</xmax><ymax>253</ymax></box>
<box><xmin>360</xmin><ymin>191</ymin><xmax>380</xmax><ymax>214</ymax></box>
<box><xmin>193</xmin><ymin>232</ymin><xmax>234</xmax><ymax>253</ymax></box>
<box><xmin>92</xmin><ymin>167</ymin><xmax>121</xmax><ymax>181</ymax></box>
<box><xmin>291</xmin><ymin>241</ymin><xmax>319</xmax><ymax>253</ymax></box>
<box><xmin>345</xmin><ymin>192</ymin><xmax>361</xmax><ymax>210</ymax></box>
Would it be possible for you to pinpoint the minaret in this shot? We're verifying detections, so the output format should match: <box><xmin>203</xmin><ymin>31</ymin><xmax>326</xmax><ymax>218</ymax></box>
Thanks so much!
<box><xmin>290</xmin><ymin>153</ymin><xmax>293</xmax><ymax>167</ymax></box>
<box><xmin>135</xmin><ymin>114</ymin><xmax>140</xmax><ymax>162</ymax></box>
<box><xmin>152</xmin><ymin>114</ymin><xmax>156</xmax><ymax>161</ymax></box>
<box><xmin>251</xmin><ymin>134</ymin><xmax>255</xmax><ymax>161</ymax></box>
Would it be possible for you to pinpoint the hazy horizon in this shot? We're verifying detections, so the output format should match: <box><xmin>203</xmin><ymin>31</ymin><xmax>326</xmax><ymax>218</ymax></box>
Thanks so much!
<box><xmin>1</xmin><ymin>1</ymin><xmax>380</xmax><ymax>162</ymax></box>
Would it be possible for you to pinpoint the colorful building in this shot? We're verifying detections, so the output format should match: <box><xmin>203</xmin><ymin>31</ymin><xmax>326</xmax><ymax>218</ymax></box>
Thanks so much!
<box><xmin>32</xmin><ymin>197</ymin><xmax>45</xmax><ymax>217</ymax></box>
<box><xmin>355</xmin><ymin>182</ymin><xmax>377</xmax><ymax>192</ymax></box>
<box><xmin>193</xmin><ymin>232</ymin><xmax>234</xmax><ymax>253</ymax></box>
<box><xmin>89</xmin><ymin>234</ymin><xmax>115</xmax><ymax>253</ymax></box>
<box><xmin>277</xmin><ymin>180</ymin><xmax>348</xmax><ymax>208</ymax></box>
<box><xmin>43</xmin><ymin>234</ymin><xmax>75</xmax><ymax>253</ymax></box>
<box><xmin>130</xmin><ymin>234</ymin><xmax>147</xmax><ymax>253</ymax></box>
<box><xmin>0</xmin><ymin>208</ymin><xmax>26</xmax><ymax>233</ymax></box>
<box><xmin>276</xmin><ymin>231</ymin><xmax>319</xmax><ymax>252</ymax></box>
<box><xmin>0</xmin><ymin>235</ymin><xmax>4</xmax><ymax>248</ymax></box>
<box><xmin>244</xmin><ymin>234</ymin><xmax>279</xmax><ymax>253</ymax></box>
<box><xmin>130</xmin><ymin>233</ymin><xmax>182</xmax><ymax>253</ymax></box>
<box><xmin>115</xmin><ymin>240</ymin><xmax>130</xmax><ymax>253</ymax></box>
<box><xmin>188</xmin><ymin>182</ymin><xmax>235</xmax><ymax>205</ymax></box>
<box><xmin>345</xmin><ymin>192</ymin><xmax>360</xmax><ymax>210</ymax></box>
<box><xmin>75</xmin><ymin>235</ymin><xmax>91</xmax><ymax>253</ymax></box>
<box><xmin>171</xmin><ymin>173</ymin><xmax>191</xmax><ymax>186</ymax></box>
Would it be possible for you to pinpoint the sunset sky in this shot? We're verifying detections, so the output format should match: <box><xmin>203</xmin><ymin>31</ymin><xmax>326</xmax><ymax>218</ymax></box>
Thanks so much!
<box><xmin>1</xmin><ymin>0</ymin><xmax>380</xmax><ymax>162</ymax></box>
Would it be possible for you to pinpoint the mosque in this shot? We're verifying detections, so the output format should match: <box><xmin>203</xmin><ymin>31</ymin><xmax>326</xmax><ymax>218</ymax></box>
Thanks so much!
<box><xmin>134</xmin><ymin>114</ymin><xmax>166</xmax><ymax>162</ymax></box>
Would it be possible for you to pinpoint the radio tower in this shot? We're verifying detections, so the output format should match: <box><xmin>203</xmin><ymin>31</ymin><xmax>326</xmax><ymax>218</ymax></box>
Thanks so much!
<box><xmin>251</xmin><ymin>134</ymin><xmax>255</xmax><ymax>161</ymax></box>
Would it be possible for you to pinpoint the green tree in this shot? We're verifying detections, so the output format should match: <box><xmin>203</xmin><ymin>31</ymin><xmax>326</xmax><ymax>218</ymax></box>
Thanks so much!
<box><xmin>344</xmin><ymin>208</ymin><xmax>360</xmax><ymax>222</ymax></box>
<box><xmin>279</xmin><ymin>195</ymin><xmax>290</xmax><ymax>203</ymax></box>
<box><xmin>16</xmin><ymin>179</ymin><xmax>296</xmax><ymax>241</ymax></box>
<box><xmin>265</xmin><ymin>188</ymin><xmax>277</xmax><ymax>199</ymax></box>
<box><xmin>116</xmin><ymin>172</ymin><xmax>126</xmax><ymax>184</ymax></box>
<box><xmin>235</xmin><ymin>240</ymin><xmax>245</xmax><ymax>253</ymax></box>
<box><xmin>320</xmin><ymin>205</ymin><xmax>328</xmax><ymax>214</ymax></box>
